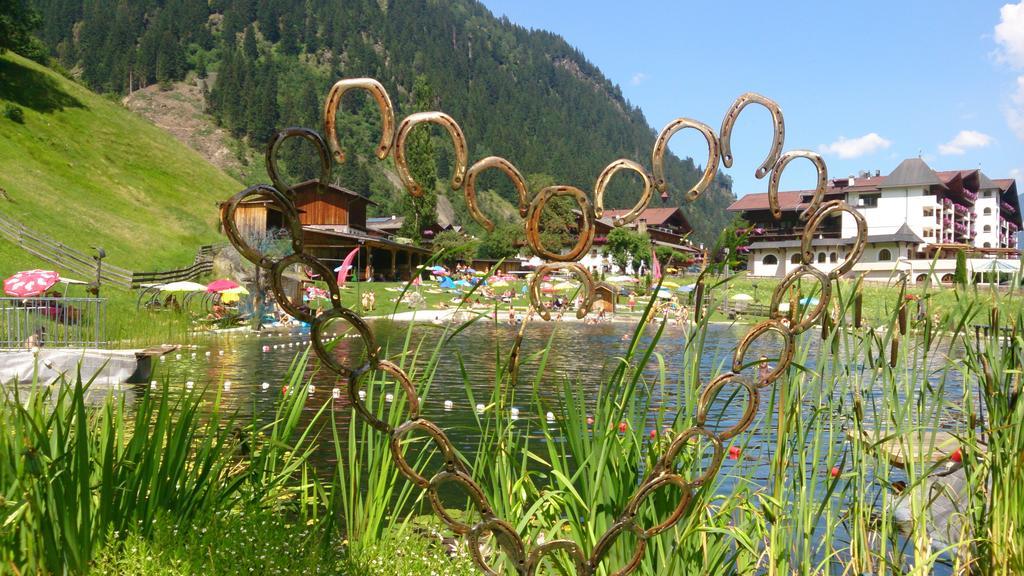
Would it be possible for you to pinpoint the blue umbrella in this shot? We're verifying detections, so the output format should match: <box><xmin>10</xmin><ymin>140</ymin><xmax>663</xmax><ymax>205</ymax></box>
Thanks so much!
<box><xmin>454</xmin><ymin>279</ymin><xmax>472</xmax><ymax>288</ymax></box>
<box><xmin>439</xmin><ymin>277</ymin><xmax>456</xmax><ymax>290</ymax></box>
<box><xmin>799</xmin><ymin>297</ymin><xmax>820</xmax><ymax>305</ymax></box>
<box><xmin>677</xmin><ymin>284</ymin><xmax>696</xmax><ymax>293</ymax></box>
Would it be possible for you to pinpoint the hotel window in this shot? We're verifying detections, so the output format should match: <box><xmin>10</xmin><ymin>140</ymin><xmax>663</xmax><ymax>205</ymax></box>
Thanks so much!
<box><xmin>878</xmin><ymin>248</ymin><xmax>892</xmax><ymax>261</ymax></box>
<box><xmin>984</xmin><ymin>207</ymin><xmax>992</xmax><ymax>215</ymax></box>
<box><xmin>790</xmin><ymin>253</ymin><xmax>800</xmax><ymax>264</ymax></box>
<box><xmin>860</xmin><ymin>194</ymin><xmax>880</xmax><ymax>207</ymax></box>
<box><xmin>829</xmin><ymin>252</ymin><xmax>837</xmax><ymax>263</ymax></box>
<box><xmin>817</xmin><ymin>252</ymin><xmax>826</xmax><ymax>263</ymax></box>
<box><xmin>984</xmin><ymin>191</ymin><xmax>992</xmax><ymax>198</ymax></box>
<box><xmin>984</xmin><ymin>225</ymin><xmax>992</xmax><ymax>233</ymax></box>
<box><xmin>923</xmin><ymin>207</ymin><xmax>933</xmax><ymax>217</ymax></box>
<box><xmin>984</xmin><ymin>242</ymin><xmax>992</xmax><ymax>248</ymax></box>
<box><xmin>762</xmin><ymin>254</ymin><xmax>778</xmax><ymax>265</ymax></box>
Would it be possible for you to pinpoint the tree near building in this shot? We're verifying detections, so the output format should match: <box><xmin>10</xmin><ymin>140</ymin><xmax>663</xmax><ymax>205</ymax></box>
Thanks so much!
<box><xmin>477</xmin><ymin>223</ymin><xmax>523</xmax><ymax>260</ymax></box>
<box><xmin>605</xmin><ymin>227</ymin><xmax>652</xmax><ymax>272</ymax></box>
<box><xmin>432</xmin><ymin>230</ymin><xmax>479</xmax><ymax>267</ymax></box>
<box><xmin>398</xmin><ymin>75</ymin><xmax>438</xmax><ymax>242</ymax></box>
<box><xmin>708</xmin><ymin>217</ymin><xmax>750</xmax><ymax>274</ymax></box>
<box><xmin>954</xmin><ymin>250</ymin><xmax>968</xmax><ymax>287</ymax></box>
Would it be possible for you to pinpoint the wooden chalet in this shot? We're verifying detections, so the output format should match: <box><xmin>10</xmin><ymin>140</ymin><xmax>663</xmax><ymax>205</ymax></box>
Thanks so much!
<box><xmin>223</xmin><ymin>180</ymin><xmax>430</xmax><ymax>281</ymax></box>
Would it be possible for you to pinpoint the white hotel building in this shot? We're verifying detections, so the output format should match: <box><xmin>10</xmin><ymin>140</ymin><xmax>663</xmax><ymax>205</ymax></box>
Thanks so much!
<box><xmin>728</xmin><ymin>158</ymin><xmax>1021</xmax><ymax>284</ymax></box>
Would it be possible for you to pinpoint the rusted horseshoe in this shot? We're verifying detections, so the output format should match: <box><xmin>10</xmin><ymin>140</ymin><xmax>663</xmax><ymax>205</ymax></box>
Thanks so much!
<box><xmin>394</xmin><ymin>111</ymin><xmax>468</xmax><ymax>197</ymax></box>
<box><xmin>265</xmin><ymin>127</ymin><xmax>331</xmax><ymax>195</ymax></box>
<box><xmin>594</xmin><ymin>158</ymin><xmax>653</xmax><ymax>226</ymax></box>
<box><xmin>323</xmin><ymin>78</ymin><xmax>395</xmax><ymax>162</ymax></box>
<box><xmin>653</xmin><ymin>118</ymin><xmax>720</xmax><ymax>202</ymax></box>
<box><xmin>720</xmin><ymin>92</ymin><xmax>785</xmax><ymax>179</ymax></box>
<box><xmin>733</xmin><ymin>319</ymin><xmax>795</xmax><ymax>387</ymax></box>
<box><xmin>801</xmin><ymin>200</ymin><xmax>866</xmax><ymax>279</ymax></box>
<box><xmin>695</xmin><ymin>374</ymin><xmax>760</xmax><ymax>441</ymax></box>
<box><xmin>528</xmin><ymin>262</ymin><xmax>595</xmax><ymax>321</ymax></box>
<box><xmin>769</xmin><ymin>265</ymin><xmax>832</xmax><ymax>335</ymax></box>
<box><xmin>464</xmin><ymin>156</ymin><xmax>529</xmax><ymax>231</ymax></box>
<box><xmin>768</xmin><ymin>150</ymin><xmax>827</xmax><ymax>221</ymax></box>
<box><xmin>525</xmin><ymin>185</ymin><xmax>595</xmax><ymax>262</ymax></box>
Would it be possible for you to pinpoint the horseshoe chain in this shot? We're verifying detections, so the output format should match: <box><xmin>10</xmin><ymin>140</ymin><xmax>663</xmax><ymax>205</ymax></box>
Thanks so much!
<box><xmin>219</xmin><ymin>80</ymin><xmax>869</xmax><ymax>575</ymax></box>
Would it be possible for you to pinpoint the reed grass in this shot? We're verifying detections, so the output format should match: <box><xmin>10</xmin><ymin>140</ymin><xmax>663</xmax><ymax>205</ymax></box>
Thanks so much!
<box><xmin>1</xmin><ymin>269</ymin><xmax>1022</xmax><ymax>575</ymax></box>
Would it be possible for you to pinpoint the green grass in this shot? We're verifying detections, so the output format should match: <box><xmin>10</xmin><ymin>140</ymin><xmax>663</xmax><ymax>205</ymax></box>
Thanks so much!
<box><xmin>0</xmin><ymin>52</ymin><xmax>240</xmax><ymax>275</ymax></box>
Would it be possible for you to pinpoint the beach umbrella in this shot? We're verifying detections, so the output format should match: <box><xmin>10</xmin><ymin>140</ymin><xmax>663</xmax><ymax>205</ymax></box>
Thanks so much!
<box><xmin>660</xmin><ymin>280</ymin><xmax>680</xmax><ymax>289</ymax></box>
<box><xmin>656</xmin><ymin>288</ymin><xmax>673</xmax><ymax>299</ymax></box>
<box><xmin>731</xmin><ymin>293</ymin><xmax>754</xmax><ymax>301</ymax></box>
<box><xmin>158</xmin><ymin>281</ymin><xmax>207</xmax><ymax>293</ymax></box>
<box><xmin>677</xmin><ymin>284</ymin><xmax>697</xmax><ymax>293</ymax></box>
<box><xmin>540</xmin><ymin>282</ymin><xmax>555</xmax><ymax>294</ymax></box>
<box><xmin>439</xmin><ymin>277</ymin><xmax>456</xmax><ymax>290</ymax></box>
<box><xmin>491</xmin><ymin>280</ymin><xmax>509</xmax><ymax>288</ymax></box>
<box><xmin>207</xmin><ymin>279</ymin><xmax>240</xmax><ymax>293</ymax></box>
<box><xmin>799</xmin><ymin>297</ymin><xmax>819</xmax><ymax>305</ymax></box>
<box><xmin>4</xmin><ymin>269</ymin><xmax>60</xmax><ymax>297</ymax></box>
<box><xmin>606</xmin><ymin>275</ymin><xmax>637</xmax><ymax>283</ymax></box>
<box><xmin>220</xmin><ymin>287</ymin><xmax>249</xmax><ymax>304</ymax></box>
<box><xmin>554</xmin><ymin>281</ymin><xmax>578</xmax><ymax>291</ymax></box>
<box><xmin>454</xmin><ymin>279</ymin><xmax>472</xmax><ymax>288</ymax></box>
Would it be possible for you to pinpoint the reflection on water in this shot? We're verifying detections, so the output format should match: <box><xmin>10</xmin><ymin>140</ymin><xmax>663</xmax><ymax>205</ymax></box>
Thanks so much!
<box><xmin>130</xmin><ymin>320</ymin><xmax>968</xmax><ymax>478</ymax></box>
<box><xmin>94</xmin><ymin>318</ymin><xmax>968</xmax><ymax>573</ymax></box>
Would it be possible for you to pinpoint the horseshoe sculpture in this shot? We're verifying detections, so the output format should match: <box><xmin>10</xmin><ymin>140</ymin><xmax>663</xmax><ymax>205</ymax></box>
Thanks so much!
<box><xmin>219</xmin><ymin>78</ymin><xmax>871</xmax><ymax>576</ymax></box>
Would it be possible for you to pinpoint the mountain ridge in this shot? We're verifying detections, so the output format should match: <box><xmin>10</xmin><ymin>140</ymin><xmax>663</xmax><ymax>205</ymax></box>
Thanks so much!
<box><xmin>32</xmin><ymin>0</ymin><xmax>735</xmax><ymax>244</ymax></box>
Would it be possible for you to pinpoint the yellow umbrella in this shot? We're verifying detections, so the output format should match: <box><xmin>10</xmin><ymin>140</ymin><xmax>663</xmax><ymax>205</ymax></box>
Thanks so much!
<box><xmin>660</xmin><ymin>280</ymin><xmax>680</xmax><ymax>289</ymax></box>
<box><xmin>219</xmin><ymin>286</ymin><xmax>249</xmax><ymax>304</ymax></box>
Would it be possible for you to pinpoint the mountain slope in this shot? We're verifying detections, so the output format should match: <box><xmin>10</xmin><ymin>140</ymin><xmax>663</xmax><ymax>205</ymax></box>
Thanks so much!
<box><xmin>0</xmin><ymin>52</ymin><xmax>240</xmax><ymax>275</ymax></box>
<box><xmin>34</xmin><ymin>0</ymin><xmax>734</xmax><ymax>245</ymax></box>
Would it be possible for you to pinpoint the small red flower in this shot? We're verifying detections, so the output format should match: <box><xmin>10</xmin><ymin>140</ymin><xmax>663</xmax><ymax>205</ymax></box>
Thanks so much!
<box><xmin>951</xmin><ymin>448</ymin><xmax>962</xmax><ymax>463</ymax></box>
<box><xmin>728</xmin><ymin>446</ymin><xmax>741</xmax><ymax>460</ymax></box>
<box><xmin>282</xmin><ymin>385</ymin><xmax>288</xmax><ymax>395</ymax></box>
<box><xmin>649</xmin><ymin>429</ymin><xmax>657</xmax><ymax>439</ymax></box>
<box><xmin>830</xmin><ymin>467</ymin><xmax>841</xmax><ymax>478</ymax></box>
<box><xmin>618</xmin><ymin>422</ymin><xmax>628</xmax><ymax>433</ymax></box>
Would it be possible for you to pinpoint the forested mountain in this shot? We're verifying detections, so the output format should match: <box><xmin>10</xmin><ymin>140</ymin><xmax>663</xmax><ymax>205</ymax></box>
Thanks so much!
<box><xmin>30</xmin><ymin>0</ymin><xmax>734</xmax><ymax>244</ymax></box>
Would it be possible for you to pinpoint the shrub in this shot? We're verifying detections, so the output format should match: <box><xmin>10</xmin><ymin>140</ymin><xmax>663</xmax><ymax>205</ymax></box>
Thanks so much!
<box><xmin>3</xmin><ymin>103</ymin><xmax>25</xmax><ymax>123</ymax></box>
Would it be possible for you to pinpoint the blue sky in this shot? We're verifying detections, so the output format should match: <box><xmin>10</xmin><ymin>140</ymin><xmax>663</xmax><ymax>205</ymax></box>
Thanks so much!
<box><xmin>481</xmin><ymin>1</ymin><xmax>1024</xmax><ymax>199</ymax></box>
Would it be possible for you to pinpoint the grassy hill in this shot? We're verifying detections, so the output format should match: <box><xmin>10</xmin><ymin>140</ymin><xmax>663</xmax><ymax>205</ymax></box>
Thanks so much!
<box><xmin>0</xmin><ymin>52</ymin><xmax>241</xmax><ymax>279</ymax></box>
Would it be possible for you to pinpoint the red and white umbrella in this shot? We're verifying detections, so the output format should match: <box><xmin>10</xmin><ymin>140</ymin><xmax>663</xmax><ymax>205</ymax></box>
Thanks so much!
<box><xmin>4</xmin><ymin>269</ymin><xmax>61</xmax><ymax>297</ymax></box>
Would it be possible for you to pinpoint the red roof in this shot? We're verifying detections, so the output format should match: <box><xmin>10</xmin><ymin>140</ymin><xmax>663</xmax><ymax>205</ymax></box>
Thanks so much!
<box><xmin>728</xmin><ymin>191</ymin><xmax>806</xmax><ymax>212</ymax></box>
<box><xmin>994</xmin><ymin>178</ymin><xmax>1017</xmax><ymax>191</ymax></box>
<box><xmin>602</xmin><ymin>207</ymin><xmax>686</xmax><ymax>226</ymax></box>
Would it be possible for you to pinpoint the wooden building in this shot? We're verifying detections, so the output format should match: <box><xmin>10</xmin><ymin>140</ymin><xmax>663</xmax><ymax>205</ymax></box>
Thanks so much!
<box><xmin>223</xmin><ymin>180</ymin><xmax>430</xmax><ymax>281</ymax></box>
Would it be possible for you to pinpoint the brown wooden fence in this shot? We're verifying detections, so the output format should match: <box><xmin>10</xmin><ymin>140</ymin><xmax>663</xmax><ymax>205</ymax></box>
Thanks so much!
<box><xmin>0</xmin><ymin>212</ymin><xmax>223</xmax><ymax>289</ymax></box>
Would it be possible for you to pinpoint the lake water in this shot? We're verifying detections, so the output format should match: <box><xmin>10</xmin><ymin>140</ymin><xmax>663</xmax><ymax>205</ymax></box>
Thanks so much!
<box><xmin>129</xmin><ymin>318</ymin><xmax>969</xmax><ymax>573</ymax></box>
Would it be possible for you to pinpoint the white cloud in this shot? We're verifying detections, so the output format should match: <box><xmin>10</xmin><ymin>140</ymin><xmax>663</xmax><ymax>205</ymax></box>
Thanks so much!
<box><xmin>630</xmin><ymin>72</ymin><xmax>648</xmax><ymax>86</ymax></box>
<box><xmin>1011</xmin><ymin>167</ymin><xmax>1022</xmax><ymax>180</ymax></box>
<box><xmin>818</xmin><ymin>133</ymin><xmax>892</xmax><ymax>159</ymax></box>
<box><xmin>1007</xmin><ymin>75</ymin><xmax>1024</xmax><ymax>140</ymax></box>
<box><xmin>995</xmin><ymin>2</ymin><xmax>1024</xmax><ymax>67</ymax></box>
<box><xmin>938</xmin><ymin>130</ymin><xmax>995</xmax><ymax>155</ymax></box>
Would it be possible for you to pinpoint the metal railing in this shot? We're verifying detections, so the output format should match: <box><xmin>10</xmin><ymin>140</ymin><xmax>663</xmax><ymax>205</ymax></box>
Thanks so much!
<box><xmin>0</xmin><ymin>297</ymin><xmax>107</xmax><ymax>348</ymax></box>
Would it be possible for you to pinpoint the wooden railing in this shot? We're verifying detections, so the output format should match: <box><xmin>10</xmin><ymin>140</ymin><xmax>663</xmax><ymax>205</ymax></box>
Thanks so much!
<box><xmin>0</xmin><ymin>212</ymin><xmax>134</xmax><ymax>288</ymax></box>
<box><xmin>0</xmin><ymin>212</ymin><xmax>222</xmax><ymax>289</ymax></box>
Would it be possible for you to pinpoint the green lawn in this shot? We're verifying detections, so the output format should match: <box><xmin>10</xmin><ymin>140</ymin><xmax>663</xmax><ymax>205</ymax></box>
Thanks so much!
<box><xmin>0</xmin><ymin>53</ymin><xmax>241</xmax><ymax>276</ymax></box>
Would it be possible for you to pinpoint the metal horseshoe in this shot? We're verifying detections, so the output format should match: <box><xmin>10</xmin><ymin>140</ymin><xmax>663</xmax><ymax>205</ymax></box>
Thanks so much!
<box><xmin>720</xmin><ymin>92</ymin><xmax>785</xmax><ymax>179</ymax></box>
<box><xmin>767</xmin><ymin>150</ymin><xmax>828</xmax><ymax>221</ymax></box>
<box><xmin>464</xmin><ymin>156</ymin><xmax>529</xmax><ymax>231</ymax></box>
<box><xmin>394</xmin><ymin>111</ymin><xmax>468</xmax><ymax>197</ymax></box>
<box><xmin>323</xmin><ymin>78</ymin><xmax>395</xmax><ymax>163</ymax></box>
<box><xmin>653</xmin><ymin>118</ymin><xmax>720</xmax><ymax>202</ymax></box>
<box><xmin>594</xmin><ymin>158</ymin><xmax>653</xmax><ymax>226</ymax></box>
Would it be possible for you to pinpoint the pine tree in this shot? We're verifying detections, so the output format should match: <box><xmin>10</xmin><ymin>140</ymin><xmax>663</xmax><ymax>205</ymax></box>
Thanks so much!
<box><xmin>399</xmin><ymin>75</ymin><xmax>439</xmax><ymax>242</ymax></box>
<box><xmin>242</xmin><ymin>25</ymin><xmax>258</xmax><ymax>61</ymax></box>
